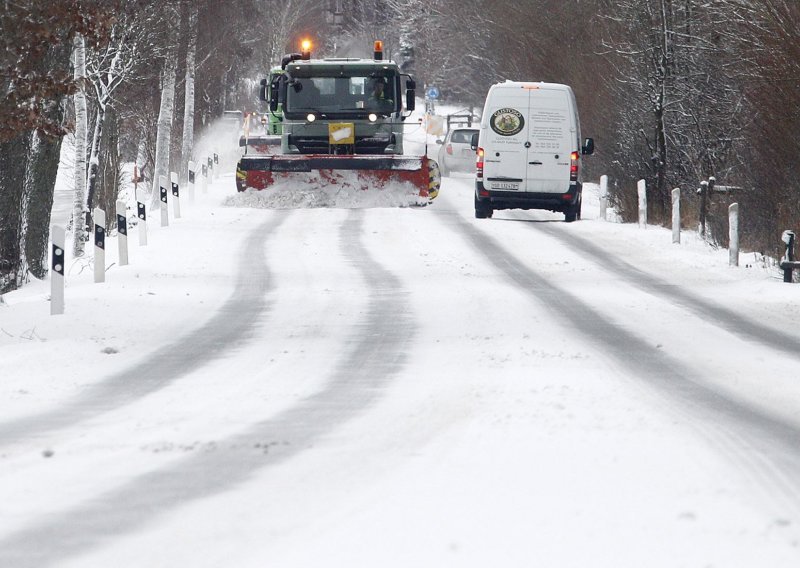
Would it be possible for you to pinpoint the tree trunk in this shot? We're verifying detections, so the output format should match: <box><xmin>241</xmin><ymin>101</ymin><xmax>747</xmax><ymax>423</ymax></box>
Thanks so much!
<box><xmin>25</xmin><ymin>127</ymin><xmax>64</xmax><ymax>279</ymax></box>
<box><xmin>180</xmin><ymin>2</ymin><xmax>198</xmax><ymax>186</ymax></box>
<box><xmin>98</xmin><ymin>105</ymin><xmax>121</xmax><ymax>232</ymax></box>
<box><xmin>0</xmin><ymin>133</ymin><xmax>32</xmax><ymax>294</ymax></box>
<box><xmin>151</xmin><ymin>51</ymin><xmax>177</xmax><ymax>209</ymax></box>
<box><xmin>84</xmin><ymin>101</ymin><xmax>106</xmax><ymax>232</ymax></box>
<box><xmin>72</xmin><ymin>34</ymin><xmax>89</xmax><ymax>256</ymax></box>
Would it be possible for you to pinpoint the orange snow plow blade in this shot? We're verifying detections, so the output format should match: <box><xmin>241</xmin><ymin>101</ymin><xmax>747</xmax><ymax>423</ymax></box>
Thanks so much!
<box><xmin>236</xmin><ymin>154</ymin><xmax>441</xmax><ymax>203</ymax></box>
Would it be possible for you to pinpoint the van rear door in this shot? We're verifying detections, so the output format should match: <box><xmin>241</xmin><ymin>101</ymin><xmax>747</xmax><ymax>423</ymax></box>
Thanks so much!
<box><xmin>525</xmin><ymin>87</ymin><xmax>573</xmax><ymax>193</ymax></box>
<box><xmin>482</xmin><ymin>86</ymin><xmax>530</xmax><ymax>192</ymax></box>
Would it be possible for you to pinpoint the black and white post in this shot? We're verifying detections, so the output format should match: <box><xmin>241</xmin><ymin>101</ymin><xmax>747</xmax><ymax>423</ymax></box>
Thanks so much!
<box><xmin>637</xmin><ymin>179</ymin><xmax>647</xmax><ymax>228</ymax></box>
<box><xmin>94</xmin><ymin>207</ymin><xmax>106</xmax><ymax>283</ymax></box>
<box><xmin>672</xmin><ymin>188</ymin><xmax>680</xmax><ymax>244</ymax></box>
<box><xmin>729</xmin><ymin>203</ymin><xmax>739</xmax><ymax>267</ymax></box>
<box><xmin>50</xmin><ymin>225</ymin><xmax>65</xmax><ymax>315</ymax></box>
<box><xmin>116</xmin><ymin>199</ymin><xmax>128</xmax><ymax>266</ymax></box>
<box><xmin>136</xmin><ymin>188</ymin><xmax>147</xmax><ymax>246</ymax></box>
<box><xmin>213</xmin><ymin>152</ymin><xmax>219</xmax><ymax>179</ymax></box>
<box><xmin>599</xmin><ymin>175</ymin><xmax>608</xmax><ymax>221</ymax></box>
<box><xmin>159</xmin><ymin>174</ymin><xmax>169</xmax><ymax>227</ymax></box>
<box><xmin>171</xmin><ymin>171</ymin><xmax>181</xmax><ymax>219</ymax></box>
<box><xmin>781</xmin><ymin>231</ymin><xmax>797</xmax><ymax>283</ymax></box>
<box><xmin>207</xmin><ymin>156</ymin><xmax>213</xmax><ymax>185</ymax></box>
<box><xmin>202</xmin><ymin>161</ymin><xmax>208</xmax><ymax>194</ymax></box>
<box><xmin>188</xmin><ymin>160</ymin><xmax>196</xmax><ymax>202</ymax></box>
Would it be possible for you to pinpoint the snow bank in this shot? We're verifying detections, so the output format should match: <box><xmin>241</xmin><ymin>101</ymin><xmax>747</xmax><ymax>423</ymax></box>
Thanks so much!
<box><xmin>225</xmin><ymin>170</ymin><xmax>429</xmax><ymax>209</ymax></box>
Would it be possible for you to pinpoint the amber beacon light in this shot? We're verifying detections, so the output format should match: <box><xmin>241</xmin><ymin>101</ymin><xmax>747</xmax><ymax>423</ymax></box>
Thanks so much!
<box><xmin>301</xmin><ymin>39</ymin><xmax>312</xmax><ymax>59</ymax></box>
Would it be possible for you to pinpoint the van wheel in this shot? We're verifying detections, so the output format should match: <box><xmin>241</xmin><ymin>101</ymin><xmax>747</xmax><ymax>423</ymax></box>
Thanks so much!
<box><xmin>564</xmin><ymin>192</ymin><xmax>582</xmax><ymax>223</ymax></box>
<box><xmin>475</xmin><ymin>196</ymin><xmax>492</xmax><ymax>219</ymax></box>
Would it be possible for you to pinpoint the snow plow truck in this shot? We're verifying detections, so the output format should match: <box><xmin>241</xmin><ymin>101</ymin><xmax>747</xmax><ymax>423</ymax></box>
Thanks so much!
<box><xmin>235</xmin><ymin>40</ymin><xmax>440</xmax><ymax>205</ymax></box>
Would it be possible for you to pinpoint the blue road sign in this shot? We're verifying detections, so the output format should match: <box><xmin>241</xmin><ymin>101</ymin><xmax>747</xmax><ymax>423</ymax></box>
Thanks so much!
<box><xmin>426</xmin><ymin>86</ymin><xmax>440</xmax><ymax>100</ymax></box>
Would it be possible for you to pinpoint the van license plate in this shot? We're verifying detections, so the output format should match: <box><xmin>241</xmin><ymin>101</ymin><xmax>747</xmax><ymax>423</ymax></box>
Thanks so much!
<box><xmin>491</xmin><ymin>182</ymin><xmax>519</xmax><ymax>190</ymax></box>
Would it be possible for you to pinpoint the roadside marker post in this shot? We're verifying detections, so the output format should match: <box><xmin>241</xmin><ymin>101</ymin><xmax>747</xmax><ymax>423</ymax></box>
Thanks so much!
<box><xmin>50</xmin><ymin>225</ymin><xmax>65</xmax><ymax>315</ymax></box>
<box><xmin>202</xmin><ymin>162</ymin><xmax>208</xmax><ymax>194</ymax></box>
<box><xmin>159</xmin><ymin>175</ymin><xmax>169</xmax><ymax>227</ymax></box>
<box><xmin>207</xmin><ymin>156</ymin><xmax>213</xmax><ymax>185</ymax></box>
<box><xmin>213</xmin><ymin>152</ymin><xmax>220</xmax><ymax>179</ymax></box>
<box><xmin>729</xmin><ymin>203</ymin><xmax>739</xmax><ymax>267</ymax></box>
<box><xmin>136</xmin><ymin>188</ymin><xmax>147</xmax><ymax>246</ymax></box>
<box><xmin>599</xmin><ymin>175</ymin><xmax>608</xmax><ymax>221</ymax></box>
<box><xmin>93</xmin><ymin>207</ymin><xmax>106</xmax><ymax>283</ymax></box>
<box><xmin>672</xmin><ymin>188</ymin><xmax>681</xmax><ymax>244</ymax></box>
<box><xmin>171</xmin><ymin>171</ymin><xmax>181</xmax><ymax>219</ymax></box>
<box><xmin>188</xmin><ymin>160</ymin><xmax>196</xmax><ymax>203</ymax></box>
<box><xmin>116</xmin><ymin>199</ymin><xmax>129</xmax><ymax>266</ymax></box>
<box><xmin>637</xmin><ymin>179</ymin><xmax>647</xmax><ymax>228</ymax></box>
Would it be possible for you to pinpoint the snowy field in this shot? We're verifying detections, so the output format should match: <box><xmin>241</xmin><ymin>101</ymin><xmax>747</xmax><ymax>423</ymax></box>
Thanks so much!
<box><xmin>1</xmin><ymin>106</ymin><xmax>800</xmax><ymax>567</ymax></box>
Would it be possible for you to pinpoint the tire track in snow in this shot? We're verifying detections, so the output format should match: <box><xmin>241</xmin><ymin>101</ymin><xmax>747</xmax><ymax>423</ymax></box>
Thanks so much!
<box><xmin>444</xmin><ymin>209</ymin><xmax>800</xmax><ymax>512</ymax></box>
<box><xmin>0</xmin><ymin>212</ymin><xmax>287</xmax><ymax>446</ymax></box>
<box><xmin>0</xmin><ymin>210</ymin><xmax>414</xmax><ymax>567</ymax></box>
<box><xmin>528</xmin><ymin>219</ymin><xmax>800</xmax><ymax>358</ymax></box>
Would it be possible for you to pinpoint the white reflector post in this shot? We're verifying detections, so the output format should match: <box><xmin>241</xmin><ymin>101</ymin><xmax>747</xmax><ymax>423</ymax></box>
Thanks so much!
<box><xmin>729</xmin><ymin>203</ymin><xmax>739</xmax><ymax>267</ymax></box>
<box><xmin>599</xmin><ymin>174</ymin><xmax>608</xmax><ymax>221</ymax></box>
<box><xmin>50</xmin><ymin>225</ymin><xmax>65</xmax><ymax>315</ymax></box>
<box><xmin>207</xmin><ymin>156</ymin><xmax>213</xmax><ymax>187</ymax></box>
<box><xmin>672</xmin><ymin>188</ymin><xmax>681</xmax><ymax>244</ymax></box>
<box><xmin>116</xmin><ymin>199</ymin><xmax>128</xmax><ymax>266</ymax></box>
<box><xmin>188</xmin><ymin>160</ymin><xmax>196</xmax><ymax>203</ymax></box>
<box><xmin>637</xmin><ymin>179</ymin><xmax>647</xmax><ymax>229</ymax></box>
<box><xmin>159</xmin><ymin>174</ymin><xmax>169</xmax><ymax>227</ymax></box>
<box><xmin>93</xmin><ymin>207</ymin><xmax>106</xmax><ymax>283</ymax></box>
<box><xmin>170</xmin><ymin>171</ymin><xmax>181</xmax><ymax>219</ymax></box>
<box><xmin>136</xmin><ymin>187</ymin><xmax>147</xmax><ymax>246</ymax></box>
<box><xmin>202</xmin><ymin>161</ymin><xmax>208</xmax><ymax>194</ymax></box>
<box><xmin>213</xmin><ymin>151</ymin><xmax>220</xmax><ymax>179</ymax></box>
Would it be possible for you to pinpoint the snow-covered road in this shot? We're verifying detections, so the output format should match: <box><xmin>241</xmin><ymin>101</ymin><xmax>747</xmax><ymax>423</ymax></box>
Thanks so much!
<box><xmin>1</xmin><ymin>172</ymin><xmax>800</xmax><ymax>567</ymax></box>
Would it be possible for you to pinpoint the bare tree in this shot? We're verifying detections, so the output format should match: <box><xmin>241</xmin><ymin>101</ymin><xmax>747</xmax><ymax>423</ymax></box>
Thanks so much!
<box><xmin>0</xmin><ymin>1</ymin><xmax>111</xmax><ymax>293</ymax></box>
<box><xmin>71</xmin><ymin>34</ymin><xmax>90</xmax><ymax>255</ymax></box>
<box><xmin>179</xmin><ymin>1</ymin><xmax>199</xmax><ymax>187</ymax></box>
<box><xmin>151</xmin><ymin>40</ymin><xmax>180</xmax><ymax>209</ymax></box>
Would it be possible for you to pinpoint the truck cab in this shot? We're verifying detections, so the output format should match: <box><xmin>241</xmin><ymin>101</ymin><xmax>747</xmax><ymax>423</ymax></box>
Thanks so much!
<box><xmin>268</xmin><ymin>42</ymin><xmax>416</xmax><ymax>156</ymax></box>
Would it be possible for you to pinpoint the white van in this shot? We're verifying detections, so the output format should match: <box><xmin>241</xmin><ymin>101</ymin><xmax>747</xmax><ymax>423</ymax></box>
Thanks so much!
<box><xmin>473</xmin><ymin>81</ymin><xmax>594</xmax><ymax>221</ymax></box>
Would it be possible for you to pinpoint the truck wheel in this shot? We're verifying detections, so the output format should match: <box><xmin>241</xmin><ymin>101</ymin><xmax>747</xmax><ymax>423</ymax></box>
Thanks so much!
<box><xmin>564</xmin><ymin>192</ymin><xmax>582</xmax><ymax>223</ymax></box>
<box><xmin>475</xmin><ymin>195</ymin><xmax>492</xmax><ymax>219</ymax></box>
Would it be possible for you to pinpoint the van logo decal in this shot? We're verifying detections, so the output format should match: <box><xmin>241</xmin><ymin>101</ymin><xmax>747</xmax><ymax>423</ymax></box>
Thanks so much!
<box><xmin>490</xmin><ymin>108</ymin><xmax>524</xmax><ymax>136</ymax></box>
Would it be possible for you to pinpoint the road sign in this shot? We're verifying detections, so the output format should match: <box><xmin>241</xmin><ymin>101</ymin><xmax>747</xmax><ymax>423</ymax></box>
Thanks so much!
<box><xmin>426</xmin><ymin>86</ymin><xmax>440</xmax><ymax>100</ymax></box>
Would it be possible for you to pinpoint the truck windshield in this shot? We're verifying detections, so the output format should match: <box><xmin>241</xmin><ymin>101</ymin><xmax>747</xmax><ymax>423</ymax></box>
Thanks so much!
<box><xmin>285</xmin><ymin>74</ymin><xmax>398</xmax><ymax>114</ymax></box>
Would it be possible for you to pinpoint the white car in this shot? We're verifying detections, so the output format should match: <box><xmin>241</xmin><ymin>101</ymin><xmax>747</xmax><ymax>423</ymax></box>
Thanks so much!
<box><xmin>436</xmin><ymin>127</ymin><xmax>479</xmax><ymax>176</ymax></box>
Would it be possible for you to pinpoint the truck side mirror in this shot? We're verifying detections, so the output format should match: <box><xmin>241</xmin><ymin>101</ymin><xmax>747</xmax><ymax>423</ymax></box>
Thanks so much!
<box><xmin>403</xmin><ymin>76</ymin><xmax>416</xmax><ymax>112</ymax></box>
<box><xmin>268</xmin><ymin>76</ymin><xmax>281</xmax><ymax>113</ymax></box>
<box><xmin>470</xmin><ymin>132</ymin><xmax>479</xmax><ymax>151</ymax></box>
<box><xmin>582</xmin><ymin>137</ymin><xmax>595</xmax><ymax>155</ymax></box>
<box><xmin>259</xmin><ymin>78</ymin><xmax>268</xmax><ymax>102</ymax></box>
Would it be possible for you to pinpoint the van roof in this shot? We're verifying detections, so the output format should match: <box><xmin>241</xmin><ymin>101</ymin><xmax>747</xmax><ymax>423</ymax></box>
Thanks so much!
<box><xmin>493</xmin><ymin>81</ymin><xmax>573</xmax><ymax>92</ymax></box>
<box><xmin>494</xmin><ymin>79</ymin><xmax>570</xmax><ymax>90</ymax></box>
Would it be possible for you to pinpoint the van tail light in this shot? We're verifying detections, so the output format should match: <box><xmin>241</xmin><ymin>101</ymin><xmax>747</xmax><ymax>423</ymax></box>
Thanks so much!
<box><xmin>446</xmin><ymin>144</ymin><xmax>453</xmax><ymax>155</ymax></box>
<box><xmin>476</xmin><ymin>147</ymin><xmax>484</xmax><ymax>178</ymax></box>
<box><xmin>570</xmin><ymin>151</ymin><xmax>579</xmax><ymax>182</ymax></box>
